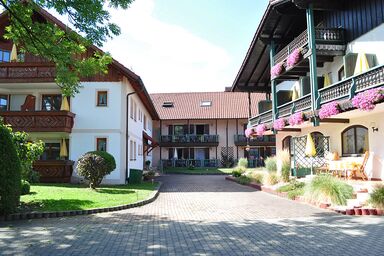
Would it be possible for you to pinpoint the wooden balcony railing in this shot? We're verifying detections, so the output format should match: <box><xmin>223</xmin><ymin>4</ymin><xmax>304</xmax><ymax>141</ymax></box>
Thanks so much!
<box><xmin>0</xmin><ymin>62</ymin><xmax>56</xmax><ymax>83</ymax></box>
<box><xmin>273</xmin><ymin>28</ymin><xmax>345</xmax><ymax>64</ymax></box>
<box><xmin>0</xmin><ymin>111</ymin><xmax>75</xmax><ymax>133</ymax></box>
<box><xmin>161</xmin><ymin>159</ymin><xmax>219</xmax><ymax>168</ymax></box>
<box><xmin>234</xmin><ymin>135</ymin><xmax>276</xmax><ymax>146</ymax></box>
<box><xmin>160</xmin><ymin>135</ymin><xmax>219</xmax><ymax>146</ymax></box>
<box><xmin>33</xmin><ymin>160</ymin><xmax>74</xmax><ymax>183</ymax></box>
<box><xmin>249</xmin><ymin>64</ymin><xmax>384</xmax><ymax>127</ymax></box>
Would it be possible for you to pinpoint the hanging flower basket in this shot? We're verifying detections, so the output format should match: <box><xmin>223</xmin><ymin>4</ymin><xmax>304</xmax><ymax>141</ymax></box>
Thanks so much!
<box><xmin>271</xmin><ymin>62</ymin><xmax>284</xmax><ymax>78</ymax></box>
<box><xmin>288</xmin><ymin>112</ymin><xmax>304</xmax><ymax>126</ymax></box>
<box><xmin>273</xmin><ymin>118</ymin><xmax>286</xmax><ymax>131</ymax></box>
<box><xmin>352</xmin><ymin>87</ymin><xmax>384</xmax><ymax>111</ymax></box>
<box><xmin>286</xmin><ymin>48</ymin><xmax>303</xmax><ymax>68</ymax></box>
<box><xmin>256</xmin><ymin>124</ymin><xmax>267</xmax><ymax>137</ymax></box>
<box><xmin>319</xmin><ymin>101</ymin><xmax>340</xmax><ymax>119</ymax></box>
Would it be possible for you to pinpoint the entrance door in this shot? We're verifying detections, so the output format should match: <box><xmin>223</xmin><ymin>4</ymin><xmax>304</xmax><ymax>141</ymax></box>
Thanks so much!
<box><xmin>196</xmin><ymin>148</ymin><xmax>205</xmax><ymax>160</ymax></box>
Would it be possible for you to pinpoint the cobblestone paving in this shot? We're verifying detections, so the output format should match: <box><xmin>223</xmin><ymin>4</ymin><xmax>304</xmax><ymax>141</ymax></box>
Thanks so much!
<box><xmin>1</xmin><ymin>175</ymin><xmax>383</xmax><ymax>255</ymax></box>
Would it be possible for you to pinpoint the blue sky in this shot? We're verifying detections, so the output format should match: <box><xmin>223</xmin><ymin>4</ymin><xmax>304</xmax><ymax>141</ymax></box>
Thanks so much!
<box><xmin>103</xmin><ymin>0</ymin><xmax>269</xmax><ymax>93</ymax></box>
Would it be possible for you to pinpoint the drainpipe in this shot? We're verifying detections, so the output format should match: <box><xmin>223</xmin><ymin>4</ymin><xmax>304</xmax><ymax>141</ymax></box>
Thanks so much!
<box><xmin>126</xmin><ymin>91</ymin><xmax>136</xmax><ymax>184</ymax></box>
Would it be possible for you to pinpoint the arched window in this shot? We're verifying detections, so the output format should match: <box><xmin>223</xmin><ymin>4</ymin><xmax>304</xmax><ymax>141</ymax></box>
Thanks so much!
<box><xmin>342</xmin><ymin>126</ymin><xmax>369</xmax><ymax>156</ymax></box>
<box><xmin>282</xmin><ymin>136</ymin><xmax>292</xmax><ymax>155</ymax></box>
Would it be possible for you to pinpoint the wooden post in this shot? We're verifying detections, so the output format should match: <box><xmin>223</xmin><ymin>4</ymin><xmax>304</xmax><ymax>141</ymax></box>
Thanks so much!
<box><xmin>269</xmin><ymin>41</ymin><xmax>278</xmax><ymax>132</ymax></box>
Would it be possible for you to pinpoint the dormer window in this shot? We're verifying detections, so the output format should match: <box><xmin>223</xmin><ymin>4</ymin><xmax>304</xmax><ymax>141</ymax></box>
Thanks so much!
<box><xmin>162</xmin><ymin>102</ymin><xmax>174</xmax><ymax>108</ymax></box>
<box><xmin>200</xmin><ymin>100</ymin><xmax>212</xmax><ymax>107</ymax></box>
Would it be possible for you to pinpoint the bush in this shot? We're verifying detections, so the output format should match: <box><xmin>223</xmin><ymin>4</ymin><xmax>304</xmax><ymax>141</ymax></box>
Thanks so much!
<box><xmin>76</xmin><ymin>151</ymin><xmax>116</xmax><ymax>189</ymax></box>
<box><xmin>0</xmin><ymin>121</ymin><xmax>22</xmax><ymax>215</ymax></box>
<box><xmin>232</xmin><ymin>166</ymin><xmax>246</xmax><ymax>177</ymax></box>
<box><xmin>29</xmin><ymin>170</ymin><xmax>40</xmax><ymax>184</ymax></box>
<box><xmin>304</xmin><ymin>175</ymin><xmax>353</xmax><ymax>205</ymax></box>
<box><xmin>277</xmin><ymin>180</ymin><xmax>305</xmax><ymax>192</ymax></box>
<box><xmin>265</xmin><ymin>157</ymin><xmax>277</xmax><ymax>172</ymax></box>
<box><xmin>237</xmin><ymin>158</ymin><xmax>248</xmax><ymax>169</ymax></box>
<box><xmin>277</xmin><ymin>150</ymin><xmax>291</xmax><ymax>182</ymax></box>
<box><xmin>263</xmin><ymin>172</ymin><xmax>279</xmax><ymax>185</ymax></box>
<box><xmin>369</xmin><ymin>184</ymin><xmax>384</xmax><ymax>210</ymax></box>
<box><xmin>236</xmin><ymin>176</ymin><xmax>251</xmax><ymax>185</ymax></box>
<box><xmin>287</xmin><ymin>188</ymin><xmax>304</xmax><ymax>200</ymax></box>
<box><xmin>21</xmin><ymin>180</ymin><xmax>31</xmax><ymax>195</ymax></box>
<box><xmin>248</xmin><ymin>171</ymin><xmax>264</xmax><ymax>184</ymax></box>
<box><xmin>143</xmin><ymin>170</ymin><xmax>156</xmax><ymax>181</ymax></box>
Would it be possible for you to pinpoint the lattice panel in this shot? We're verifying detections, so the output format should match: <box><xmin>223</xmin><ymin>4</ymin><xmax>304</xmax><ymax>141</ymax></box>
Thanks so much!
<box><xmin>220</xmin><ymin>146</ymin><xmax>234</xmax><ymax>167</ymax></box>
<box><xmin>292</xmin><ymin>135</ymin><xmax>330</xmax><ymax>169</ymax></box>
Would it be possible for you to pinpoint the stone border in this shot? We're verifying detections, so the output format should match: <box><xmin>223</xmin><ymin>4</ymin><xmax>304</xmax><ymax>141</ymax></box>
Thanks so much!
<box><xmin>0</xmin><ymin>182</ymin><xmax>162</xmax><ymax>222</ymax></box>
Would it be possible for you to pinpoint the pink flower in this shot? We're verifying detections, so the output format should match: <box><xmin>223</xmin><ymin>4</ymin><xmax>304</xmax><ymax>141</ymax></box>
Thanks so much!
<box><xmin>319</xmin><ymin>101</ymin><xmax>340</xmax><ymax>119</ymax></box>
<box><xmin>288</xmin><ymin>112</ymin><xmax>304</xmax><ymax>126</ymax></box>
<box><xmin>286</xmin><ymin>48</ymin><xmax>302</xmax><ymax>68</ymax></box>
<box><xmin>271</xmin><ymin>62</ymin><xmax>284</xmax><ymax>78</ymax></box>
<box><xmin>273</xmin><ymin>118</ymin><xmax>286</xmax><ymax>131</ymax></box>
<box><xmin>352</xmin><ymin>87</ymin><xmax>384</xmax><ymax>111</ymax></box>
<box><xmin>256</xmin><ymin>124</ymin><xmax>267</xmax><ymax>136</ymax></box>
<box><xmin>245</xmin><ymin>127</ymin><xmax>255</xmax><ymax>138</ymax></box>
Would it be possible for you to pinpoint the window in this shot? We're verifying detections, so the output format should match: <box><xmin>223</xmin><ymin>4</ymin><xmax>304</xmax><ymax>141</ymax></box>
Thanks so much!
<box><xmin>133</xmin><ymin>141</ymin><xmax>137</xmax><ymax>160</ymax></box>
<box><xmin>144</xmin><ymin>115</ymin><xmax>147</xmax><ymax>130</ymax></box>
<box><xmin>0</xmin><ymin>49</ymin><xmax>10</xmax><ymax>63</ymax></box>
<box><xmin>97</xmin><ymin>91</ymin><xmax>108</xmax><ymax>107</ymax></box>
<box><xmin>342</xmin><ymin>126</ymin><xmax>369</xmax><ymax>156</ymax></box>
<box><xmin>0</xmin><ymin>95</ymin><xmax>9</xmax><ymax>111</ymax></box>
<box><xmin>134</xmin><ymin>101</ymin><xmax>137</xmax><ymax>121</ymax></box>
<box><xmin>129</xmin><ymin>140</ymin><xmax>133</xmax><ymax>160</ymax></box>
<box><xmin>200</xmin><ymin>100</ymin><xmax>212</xmax><ymax>107</ymax></box>
<box><xmin>41</xmin><ymin>143</ymin><xmax>61</xmax><ymax>160</ymax></box>
<box><xmin>338</xmin><ymin>66</ymin><xmax>345</xmax><ymax>81</ymax></box>
<box><xmin>162</xmin><ymin>102</ymin><xmax>174</xmax><ymax>108</ymax></box>
<box><xmin>96</xmin><ymin>138</ymin><xmax>107</xmax><ymax>151</ymax></box>
<box><xmin>130</xmin><ymin>100</ymin><xmax>134</xmax><ymax>119</ymax></box>
<box><xmin>42</xmin><ymin>94</ymin><xmax>62</xmax><ymax>111</ymax></box>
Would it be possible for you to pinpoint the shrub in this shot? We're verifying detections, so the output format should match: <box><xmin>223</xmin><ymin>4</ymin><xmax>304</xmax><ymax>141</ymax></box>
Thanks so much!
<box><xmin>304</xmin><ymin>175</ymin><xmax>353</xmax><ymax>205</ymax></box>
<box><xmin>263</xmin><ymin>172</ymin><xmax>279</xmax><ymax>185</ymax></box>
<box><xmin>265</xmin><ymin>157</ymin><xmax>277</xmax><ymax>172</ymax></box>
<box><xmin>276</xmin><ymin>150</ymin><xmax>291</xmax><ymax>182</ymax></box>
<box><xmin>29</xmin><ymin>170</ymin><xmax>40</xmax><ymax>184</ymax></box>
<box><xmin>0</xmin><ymin>121</ymin><xmax>22</xmax><ymax>215</ymax></box>
<box><xmin>287</xmin><ymin>188</ymin><xmax>304</xmax><ymax>200</ymax></box>
<box><xmin>236</xmin><ymin>176</ymin><xmax>251</xmax><ymax>185</ymax></box>
<box><xmin>76</xmin><ymin>151</ymin><xmax>116</xmax><ymax>189</ymax></box>
<box><xmin>237</xmin><ymin>158</ymin><xmax>248</xmax><ymax>169</ymax></box>
<box><xmin>369</xmin><ymin>184</ymin><xmax>384</xmax><ymax>210</ymax></box>
<box><xmin>143</xmin><ymin>170</ymin><xmax>156</xmax><ymax>181</ymax></box>
<box><xmin>277</xmin><ymin>180</ymin><xmax>305</xmax><ymax>192</ymax></box>
<box><xmin>248</xmin><ymin>171</ymin><xmax>264</xmax><ymax>184</ymax></box>
<box><xmin>232</xmin><ymin>166</ymin><xmax>246</xmax><ymax>177</ymax></box>
<box><xmin>21</xmin><ymin>180</ymin><xmax>31</xmax><ymax>195</ymax></box>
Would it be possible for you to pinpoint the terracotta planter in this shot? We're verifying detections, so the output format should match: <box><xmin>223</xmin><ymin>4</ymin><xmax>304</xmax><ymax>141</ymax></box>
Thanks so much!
<box><xmin>346</xmin><ymin>209</ymin><xmax>355</xmax><ymax>215</ymax></box>
<box><xmin>361</xmin><ymin>208</ymin><xmax>370</xmax><ymax>215</ymax></box>
<box><xmin>354</xmin><ymin>208</ymin><xmax>362</xmax><ymax>215</ymax></box>
<box><xmin>377</xmin><ymin>209</ymin><xmax>384</xmax><ymax>216</ymax></box>
<box><xmin>368</xmin><ymin>209</ymin><xmax>377</xmax><ymax>215</ymax></box>
<box><xmin>319</xmin><ymin>203</ymin><xmax>331</xmax><ymax>209</ymax></box>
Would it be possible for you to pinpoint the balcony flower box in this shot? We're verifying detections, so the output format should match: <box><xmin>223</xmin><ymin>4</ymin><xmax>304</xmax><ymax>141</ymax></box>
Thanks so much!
<box><xmin>286</xmin><ymin>48</ymin><xmax>303</xmax><ymax>68</ymax></box>
<box><xmin>352</xmin><ymin>87</ymin><xmax>384</xmax><ymax>111</ymax></box>
<box><xmin>288</xmin><ymin>112</ymin><xmax>304</xmax><ymax>126</ymax></box>
<box><xmin>271</xmin><ymin>62</ymin><xmax>284</xmax><ymax>78</ymax></box>
<box><xmin>273</xmin><ymin>118</ymin><xmax>286</xmax><ymax>131</ymax></box>
<box><xmin>256</xmin><ymin>124</ymin><xmax>267</xmax><ymax>136</ymax></box>
<box><xmin>319</xmin><ymin>101</ymin><xmax>340</xmax><ymax>119</ymax></box>
<box><xmin>245</xmin><ymin>127</ymin><xmax>256</xmax><ymax>138</ymax></box>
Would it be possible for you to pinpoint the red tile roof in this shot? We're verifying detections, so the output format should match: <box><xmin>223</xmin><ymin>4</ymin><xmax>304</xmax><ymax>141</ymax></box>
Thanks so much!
<box><xmin>150</xmin><ymin>92</ymin><xmax>266</xmax><ymax>120</ymax></box>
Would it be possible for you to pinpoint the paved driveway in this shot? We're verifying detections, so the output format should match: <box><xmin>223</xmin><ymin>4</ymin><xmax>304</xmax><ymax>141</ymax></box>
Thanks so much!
<box><xmin>1</xmin><ymin>175</ymin><xmax>383</xmax><ymax>255</ymax></box>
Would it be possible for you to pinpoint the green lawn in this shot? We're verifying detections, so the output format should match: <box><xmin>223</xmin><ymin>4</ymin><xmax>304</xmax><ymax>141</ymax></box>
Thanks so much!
<box><xmin>163</xmin><ymin>168</ymin><xmax>233</xmax><ymax>175</ymax></box>
<box><xmin>20</xmin><ymin>182</ymin><xmax>158</xmax><ymax>212</ymax></box>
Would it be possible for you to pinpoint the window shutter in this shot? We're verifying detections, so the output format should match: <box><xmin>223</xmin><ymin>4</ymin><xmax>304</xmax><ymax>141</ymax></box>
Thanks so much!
<box><xmin>343</xmin><ymin>53</ymin><xmax>358</xmax><ymax>78</ymax></box>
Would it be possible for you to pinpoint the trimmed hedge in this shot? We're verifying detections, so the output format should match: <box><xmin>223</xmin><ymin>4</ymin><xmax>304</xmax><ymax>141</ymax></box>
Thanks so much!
<box><xmin>88</xmin><ymin>151</ymin><xmax>116</xmax><ymax>171</ymax></box>
<box><xmin>0</xmin><ymin>123</ymin><xmax>22</xmax><ymax>215</ymax></box>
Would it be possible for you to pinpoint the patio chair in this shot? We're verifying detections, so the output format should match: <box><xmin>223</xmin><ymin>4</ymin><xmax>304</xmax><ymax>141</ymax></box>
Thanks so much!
<box><xmin>348</xmin><ymin>151</ymin><xmax>369</xmax><ymax>181</ymax></box>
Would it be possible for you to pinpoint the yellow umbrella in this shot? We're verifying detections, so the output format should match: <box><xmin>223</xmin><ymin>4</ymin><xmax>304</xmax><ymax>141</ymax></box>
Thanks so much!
<box><xmin>305</xmin><ymin>133</ymin><xmax>316</xmax><ymax>157</ymax></box>
<box><xmin>60</xmin><ymin>96</ymin><xmax>70</xmax><ymax>111</ymax></box>
<box><xmin>10</xmin><ymin>43</ymin><xmax>18</xmax><ymax>62</ymax></box>
<box><xmin>323</xmin><ymin>73</ymin><xmax>331</xmax><ymax>87</ymax></box>
<box><xmin>292</xmin><ymin>86</ymin><xmax>299</xmax><ymax>100</ymax></box>
<box><xmin>60</xmin><ymin>138</ymin><xmax>68</xmax><ymax>158</ymax></box>
<box><xmin>354</xmin><ymin>53</ymin><xmax>370</xmax><ymax>75</ymax></box>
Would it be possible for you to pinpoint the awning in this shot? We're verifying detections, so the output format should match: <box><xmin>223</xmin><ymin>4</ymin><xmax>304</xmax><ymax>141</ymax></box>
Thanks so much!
<box><xmin>143</xmin><ymin>131</ymin><xmax>158</xmax><ymax>155</ymax></box>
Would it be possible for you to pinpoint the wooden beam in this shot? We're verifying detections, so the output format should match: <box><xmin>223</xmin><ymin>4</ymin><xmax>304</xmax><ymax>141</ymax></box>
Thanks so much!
<box><xmin>280</xmin><ymin>128</ymin><xmax>302</xmax><ymax>132</ymax></box>
<box><xmin>320</xmin><ymin>118</ymin><xmax>350</xmax><ymax>124</ymax></box>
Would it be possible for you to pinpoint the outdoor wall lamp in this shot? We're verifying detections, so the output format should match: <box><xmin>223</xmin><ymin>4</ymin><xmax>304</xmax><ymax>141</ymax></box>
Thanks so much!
<box><xmin>370</xmin><ymin>122</ymin><xmax>379</xmax><ymax>133</ymax></box>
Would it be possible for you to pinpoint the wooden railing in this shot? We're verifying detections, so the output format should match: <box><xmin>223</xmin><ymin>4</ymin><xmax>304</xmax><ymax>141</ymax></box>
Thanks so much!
<box><xmin>0</xmin><ymin>111</ymin><xmax>75</xmax><ymax>133</ymax></box>
<box><xmin>161</xmin><ymin>159</ymin><xmax>219</xmax><ymax>168</ymax></box>
<box><xmin>234</xmin><ymin>135</ymin><xmax>276</xmax><ymax>145</ymax></box>
<box><xmin>249</xmin><ymin>109</ymin><xmax>273</xmax><ymax>127</ymax></box>
<box><xmin>160</xmin><ymin>135</ymin><xmax>219</xmax><ymax>144</ymax></box>
<box><xmin>0</xmin><ymin>62</ymin><xmax>56</xmax><ymax>82</ymax></box>
<box><xmin>273</xmin><ymin>28</ymin><xmax>345</xmax><ymax>64</ymax></box>
<box><xmin>33</xmin><ymin>160</ymin><xmax>74</xmax><ymax>183</ymax></box>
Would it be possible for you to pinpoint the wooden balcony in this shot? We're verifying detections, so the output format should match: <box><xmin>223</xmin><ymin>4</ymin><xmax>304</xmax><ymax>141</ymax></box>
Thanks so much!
<box><xmin>33</xmin><ymin>160</ymin><xmax>74</xmax><ymax>183</ymax></box>
<box><xmin>273</xmin><ymin>28</ymin><xmax>345</xmax><ymax>80</ymax></box>
<box><xmin>249</xmin><ymin>64</ymin><xmax>384</xmax><ymax>127</ymax></box>
<box><xmin>234</xmin><ymin>135</ymin><xmax>276</xmax><ymax>146</ymax></box>
<box><xmin>0</xmin><ymin>111</ymin><xmax>75</xmax><ymax>133</ymax></box>
<box><xmin>160</xmin><ymin>135</ymin><xmax>219</xmax><ymax>147</ymax></box>
<box><xmin>0</xmin><ymin>62</ymin><xmax>56</xmax><ymax>83</ymax></box>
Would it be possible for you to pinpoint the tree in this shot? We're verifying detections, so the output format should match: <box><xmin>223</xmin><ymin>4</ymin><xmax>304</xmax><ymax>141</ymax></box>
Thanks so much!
<box><xmin>1</xmin><ymin>0</ymin><xmax>134</xmax><ymax>96</ymax></box>
<box><xmin>0</xmin><ymin>118</ymin><xmax>22</xmax><ymax>215</ymax></box>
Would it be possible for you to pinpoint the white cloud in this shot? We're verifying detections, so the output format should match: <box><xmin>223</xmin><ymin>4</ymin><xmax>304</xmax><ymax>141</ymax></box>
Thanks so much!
<box><xmin>103</xmin><ymin>0</ymin><xmax>232</xmax><ymax>93</ymax></box>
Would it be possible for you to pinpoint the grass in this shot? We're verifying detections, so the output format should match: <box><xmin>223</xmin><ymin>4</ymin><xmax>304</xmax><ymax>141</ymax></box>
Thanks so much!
<box><xmin>277</xmin><ymin>181</ymin><xmax>306</xmax><ymax>200</ymax></box>
<box><xmin>20</xmin><ymin>182</ymin><xmax>158</xmax><ymax>212</ymax></box>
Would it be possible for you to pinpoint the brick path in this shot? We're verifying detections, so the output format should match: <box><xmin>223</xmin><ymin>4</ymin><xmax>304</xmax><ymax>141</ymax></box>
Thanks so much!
<box><xmin>0</xmin><ymin>175</ymin><xmax>383</xmax><ymax>255</ymax></box>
